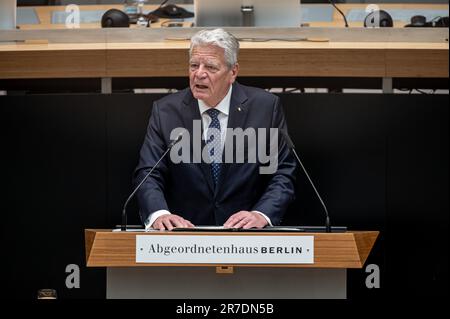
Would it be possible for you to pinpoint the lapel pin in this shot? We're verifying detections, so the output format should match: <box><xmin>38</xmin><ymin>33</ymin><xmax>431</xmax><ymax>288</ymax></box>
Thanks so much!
<box><xmin>237</xmin><ymin>106</ymin><xmax>242</xmax><ymax>112</ymax></box>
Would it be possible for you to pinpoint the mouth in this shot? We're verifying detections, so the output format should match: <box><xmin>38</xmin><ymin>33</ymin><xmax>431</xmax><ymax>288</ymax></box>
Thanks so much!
<box><xmin>195</xmin><ymin>84</ymin><xmax>209</xmax><ymax>90</ymax></box>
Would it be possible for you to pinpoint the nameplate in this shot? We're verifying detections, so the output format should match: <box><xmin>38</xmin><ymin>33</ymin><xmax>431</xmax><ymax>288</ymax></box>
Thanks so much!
<box><xmin>136</xmin><ymin>235</ymin><xmax>314</xmax><ymax>264</ymax></box>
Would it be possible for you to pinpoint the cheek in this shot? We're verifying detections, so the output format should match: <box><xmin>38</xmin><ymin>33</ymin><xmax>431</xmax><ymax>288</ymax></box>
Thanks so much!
<box><xmin>226</xmin><ymin>72</ymin><xmax>235</xmax><ymax>83</ymax></box>
<box><xmin>209</xmin><ymin>76</ymin><xmax>223</xmax><ymax>89</ymax></box>
<box><xmin>213</xmin><ymin>76</ymin><xmax>230</xmax><ymax>91</ymax></box>
<box><xmin>189</xmin><ymin>72</ymin><xmax>195</xmax><ymax>82</ymax></box>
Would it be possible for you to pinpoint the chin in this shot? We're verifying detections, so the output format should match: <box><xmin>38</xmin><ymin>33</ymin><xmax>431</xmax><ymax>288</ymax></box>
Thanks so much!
<box><xmin>192</xmin><ymin>91</ymin><xmax>210</xmax><ymax>101</ymax></box>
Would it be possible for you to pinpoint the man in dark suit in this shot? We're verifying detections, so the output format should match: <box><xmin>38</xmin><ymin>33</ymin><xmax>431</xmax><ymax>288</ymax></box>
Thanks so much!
<box><xmin>134</xmin><ymin>29</ymin><xmax>297</xmax><ymax>230</ymax></box>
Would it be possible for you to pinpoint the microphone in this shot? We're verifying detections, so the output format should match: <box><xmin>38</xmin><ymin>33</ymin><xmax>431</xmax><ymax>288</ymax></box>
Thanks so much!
<box><xmin>328</xmin><ymin>0</ymin><xmax>349</xmax><ymax>28</ymax></box>
<box><xmin>280</xmin><ymin>130</ymin><xmax>331</xmax><ymax>233</ymax></box>
<box><xmin>121</xmin><ymin>132</ymin><xmax>183</xmax><ymax>231</ymax></box>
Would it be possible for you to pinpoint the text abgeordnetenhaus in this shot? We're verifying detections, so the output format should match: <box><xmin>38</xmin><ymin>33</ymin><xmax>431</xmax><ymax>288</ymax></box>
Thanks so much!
<box><xmin>148</xmin><ymin>244</ymin><xmax>304</xmax><ymax>256</ymax></box>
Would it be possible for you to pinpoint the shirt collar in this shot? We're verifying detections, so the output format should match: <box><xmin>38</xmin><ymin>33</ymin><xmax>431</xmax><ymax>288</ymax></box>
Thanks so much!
<box><xmin>198</xmin><ymin>85</ymin><xmax>232</xmax><ymax>116</ymax></box>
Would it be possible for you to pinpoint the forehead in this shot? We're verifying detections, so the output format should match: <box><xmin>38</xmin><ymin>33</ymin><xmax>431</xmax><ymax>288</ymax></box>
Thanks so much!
<box><xmin>190</xmin><ymin>45</ymin><xmax>225</xmax><ymax>63</ymax></box>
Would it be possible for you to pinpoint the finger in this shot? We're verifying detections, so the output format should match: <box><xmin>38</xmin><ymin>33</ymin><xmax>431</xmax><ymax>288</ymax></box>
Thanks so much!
<box><xmin>232</xmin><ymin>217</ymin><xmax>251</xmax><ymax>229</ymax></box>
<box><xmin>224</xmin><ymin>212</ymin><xmax>247</xmax><ymax>228</ymax></box>
<box><xmin>162</xmin><ymin>218</ymin><xmax>175</xmax><ymax>231</ymax></box>
<box><xmin>183</xmin><ymin>219</ymin><xmax>195</xmax><ymax>227</ymax></box>
<box><xmin>152</xmin><ymin>220</ymin><xmax>163</xmax><ymax>231</ymax></box>
<box><xmin>243</xmin><ymin>220</ymin><xmax>257</xmax><ymax>229</ymax></box>
<box><xmin>170</xmin><ymin>217</ymin><xmax>186</xmax><ymax>228</ymax></box>
<box><xmin>244</xmin><ymin>213</ymin><xmax>268</xmax><ymax>229</ymax></box>
<box><xmin>155</xmin><ymin>220</ymin><xmax>166</xmax><ymax>231</ymax></box>
<box><xmin>224</xmin><ymin>216</ymin><xmax>242</xmax><ymax>228</ymax></box>
<box><xmin>234</xmin><ymin>218</ymin><xmax>251</xmax><ymax>229</ymax></box>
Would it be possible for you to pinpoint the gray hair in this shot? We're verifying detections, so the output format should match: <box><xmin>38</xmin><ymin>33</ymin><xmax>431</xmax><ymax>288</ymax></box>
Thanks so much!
<box><xmin>189</xmin><ymin>29</ymin><xmax>239</xmax><ymax>68</ymax></box>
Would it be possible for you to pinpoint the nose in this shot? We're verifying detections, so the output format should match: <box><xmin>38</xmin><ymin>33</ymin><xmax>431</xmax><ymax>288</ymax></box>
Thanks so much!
<box><xmin>196</xmin><ymin>65</ymin><xmax>207</xmax><ymax>78</ymax></box>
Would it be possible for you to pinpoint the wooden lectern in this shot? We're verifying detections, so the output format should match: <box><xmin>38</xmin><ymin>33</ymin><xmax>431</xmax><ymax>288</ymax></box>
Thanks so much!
<box><xmin>85</xmin><ymin>230</ymin><xmax>378</xmax><ymax>299</ymax></box>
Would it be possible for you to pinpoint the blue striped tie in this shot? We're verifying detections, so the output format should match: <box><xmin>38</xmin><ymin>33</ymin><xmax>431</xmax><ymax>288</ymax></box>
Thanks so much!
<box><xmin>206</xmin><ymin>108</ymin><xmax>221</xmax><ymax>187</ymax></box>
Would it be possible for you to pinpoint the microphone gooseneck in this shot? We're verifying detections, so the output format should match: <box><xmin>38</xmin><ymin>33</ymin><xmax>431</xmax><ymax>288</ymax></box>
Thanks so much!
<box><xmin>281</xmin><ymin>130</ymin><xmax>331</xmax><ymax>233</ymax></box>
<box><xmin>328</xmin><ymin>0</ymin><xmax>349</xmax><ymax>28</ymax></box>
<box><xmin>121</xmin><ymin>132</ymin><xmax>183</xmax><ymax>231</ymax></box>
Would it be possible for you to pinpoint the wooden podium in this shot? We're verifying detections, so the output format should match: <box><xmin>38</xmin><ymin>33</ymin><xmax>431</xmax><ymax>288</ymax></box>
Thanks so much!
<box><xmin>85</xmin><ymin>230</ymin><xmax>378</xmax><ymax>299</ymax></box>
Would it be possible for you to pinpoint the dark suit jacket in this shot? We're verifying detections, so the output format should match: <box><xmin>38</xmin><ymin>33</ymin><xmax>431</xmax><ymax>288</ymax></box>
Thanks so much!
<box><xmin>134</xmin><ymin>82</ymin><xmax>297</xmax><ymax>226</ymax></box>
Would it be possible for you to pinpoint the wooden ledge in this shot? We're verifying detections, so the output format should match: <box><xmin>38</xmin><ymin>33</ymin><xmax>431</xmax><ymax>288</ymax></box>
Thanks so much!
<box><xmin>85</xmin><ymin>229</ymin><xmax>379</xmax><ymax>269</ymax></box>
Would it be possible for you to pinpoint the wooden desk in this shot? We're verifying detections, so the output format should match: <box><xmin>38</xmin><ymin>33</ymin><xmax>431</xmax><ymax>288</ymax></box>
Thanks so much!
<box><xmin>0</xmin><ymin>37</ymin><xmax>447</xmax><ymax>79</ymax></box>
<box><xmin>1</xmin><ymin>4</ymin><xmax>448</xmax><ymax>85</ymax></box>
<box><xmin>86</xmin><ymin>229</ymin><xmax>379</xmax><ymax>268</ymax></box>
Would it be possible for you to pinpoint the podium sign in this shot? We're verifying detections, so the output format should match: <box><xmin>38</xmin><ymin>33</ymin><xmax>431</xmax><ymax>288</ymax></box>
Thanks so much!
<box><xmin>86</xmin><ymin>229</ymin><xmax>379</xmax><ymax>298</ymax></box>
<box><xmin>136</xmin><ymin>235</ymin><xmax>314</xmax><ymax>264</ymax></box>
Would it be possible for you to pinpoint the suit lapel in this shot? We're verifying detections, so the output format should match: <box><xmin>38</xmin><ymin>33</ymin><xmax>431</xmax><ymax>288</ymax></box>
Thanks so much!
<box><xmin>182</xmin><ymin>90</ymin><xmax>215</xmax><ymax>194</ymax></box>
<box><xmin>214</xmin><ymin>82</ymin><xmax>249</xmax><ymax>198</ymax></box>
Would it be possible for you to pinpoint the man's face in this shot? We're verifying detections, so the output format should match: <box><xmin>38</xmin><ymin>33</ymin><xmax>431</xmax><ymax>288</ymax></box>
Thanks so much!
<box><xmin>189</xmin><ymin>45</ymin><xmax>239</xmax><ymax>107</ymax></box>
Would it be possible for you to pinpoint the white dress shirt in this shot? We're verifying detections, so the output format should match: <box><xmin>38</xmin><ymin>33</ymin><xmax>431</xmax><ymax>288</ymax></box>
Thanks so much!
<box><xmin>145</xmin><ymin>86</ymin><xmax>272</xmax><ymax>230</ymax></box>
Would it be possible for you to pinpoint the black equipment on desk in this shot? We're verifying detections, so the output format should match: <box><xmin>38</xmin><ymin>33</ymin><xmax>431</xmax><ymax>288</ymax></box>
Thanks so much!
<box><xmin>405</xmin><ymin>15</ymin><xmax>449</xmax><ymax>28</ymax></box>
<box><xmin>101</xmin><ymin>9</ymin><xmax>130</xmax><ymax>28</ymax></box>
<box><xmin>151</xmin><ymin>4</ymin><xmax>194</xmax><ymax>19</ymax></box>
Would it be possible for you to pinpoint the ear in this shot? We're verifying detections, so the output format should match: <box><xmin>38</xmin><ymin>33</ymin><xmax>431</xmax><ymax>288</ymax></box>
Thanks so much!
<box><xmin>230</xmin><ymin>63</ymin><xmax>239</xmax><ymax>83</ymax></box>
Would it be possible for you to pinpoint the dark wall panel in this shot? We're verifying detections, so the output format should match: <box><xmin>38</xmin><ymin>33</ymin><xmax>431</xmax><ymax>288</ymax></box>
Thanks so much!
<box><xmin>105</xmin><ymin>94</ymin><xmax>166</xmax><ymax>227</ymax></box>
<box><xmin>2</xmin><ymin>95</ymin><xmax>108</xmax><ymax>299</ymax></box>
<box><xmin>1</xmin><ymin>93</ymin><xmax>447</xmax><ymax>300</ymax></box>
<box><xmin>385</xmin><ymin>98</ymin><xmax>448</xmax><ymax>298</ymax></box>
<box><xmin>281</xmin><ymin>94</ymin><xmax>448</xmax><ymax>299</ymax></box>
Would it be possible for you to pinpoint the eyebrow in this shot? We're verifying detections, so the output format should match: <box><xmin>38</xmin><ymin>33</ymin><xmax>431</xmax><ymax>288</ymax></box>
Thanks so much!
<box><xmin>189</xmin><ymin>59</ymin><xmax>220</xmax><ymax>67</ymax></box>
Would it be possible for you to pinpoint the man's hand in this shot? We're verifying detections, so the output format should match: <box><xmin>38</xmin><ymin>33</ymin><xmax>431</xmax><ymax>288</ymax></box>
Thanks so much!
<box><xmin>223</xmin><ymin>211</ymin><xmax>268</xmax><ymax>229</ymax></box>
<box><xmin>152</xmin><ymin>214</ymin><xmax>194</xmax><ymax>231</ymax></box>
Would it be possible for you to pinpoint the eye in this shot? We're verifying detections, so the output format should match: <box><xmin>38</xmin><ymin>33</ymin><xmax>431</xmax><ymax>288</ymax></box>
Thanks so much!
<box><xmin>206</xmin><ymin>65</ymin><xmax>219</xmax><ymax>72</ymax></box>
<box><xmin>190</xmin><ymin>63</ymin><xmax>199</xmax><ymax>70</ymax></box>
